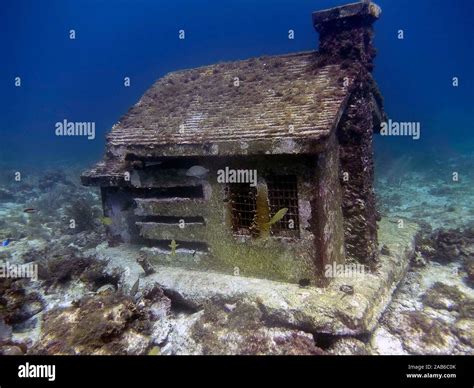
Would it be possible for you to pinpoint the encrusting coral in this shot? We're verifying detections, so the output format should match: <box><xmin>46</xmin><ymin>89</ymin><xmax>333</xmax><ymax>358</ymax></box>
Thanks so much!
<box><xmin>29</xmin><ymin>284</ymin><xmax>171</xmax><ymax>355</ymax></box>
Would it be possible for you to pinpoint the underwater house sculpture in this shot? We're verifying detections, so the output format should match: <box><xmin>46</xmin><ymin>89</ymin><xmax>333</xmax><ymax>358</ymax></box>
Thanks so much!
<box><xmin>82</xmin><ymin>2</ymin><xmax>384</xmax><ymax>285</ymax></box>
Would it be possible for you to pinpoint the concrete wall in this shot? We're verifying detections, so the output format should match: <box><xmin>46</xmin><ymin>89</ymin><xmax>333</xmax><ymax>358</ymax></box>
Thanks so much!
<box><xmin>102</xmin><ymin>155</ymin><xmax>332</xmax><ymax>285</ymax></box>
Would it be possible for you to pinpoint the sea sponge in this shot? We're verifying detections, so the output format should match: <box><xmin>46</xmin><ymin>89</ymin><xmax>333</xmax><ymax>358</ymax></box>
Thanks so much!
<box><xmin>38</xmin><ymin>254</ymin><xmax>95</xmax><ymax>288</ymax></box>
<box><xmin>65</xmin><ymin>198</ymin><xmax>97</xmax><ymax>232</ymax></box>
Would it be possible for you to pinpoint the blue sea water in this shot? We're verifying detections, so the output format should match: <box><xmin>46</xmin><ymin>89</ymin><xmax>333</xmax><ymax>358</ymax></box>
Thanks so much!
<box><xmin>0</xmin><ymin>0</ymin><xmax>472</xmax><ymax>169</ymax></box>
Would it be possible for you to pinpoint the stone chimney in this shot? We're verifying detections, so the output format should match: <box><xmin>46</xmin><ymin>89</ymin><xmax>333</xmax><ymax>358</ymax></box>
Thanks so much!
<box><xmin>313</xmin><ymin>1</ymin><xmax>381</xmax><ymax>71</ymax></box>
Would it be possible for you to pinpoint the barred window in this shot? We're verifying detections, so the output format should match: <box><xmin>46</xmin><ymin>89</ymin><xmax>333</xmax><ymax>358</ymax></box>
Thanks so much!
<box><xmin>227</xmin><ymin>176</ymin><xmax>299</xmax><ymax>238</ymax></box>
<box><xmin>227</xmin><ymin>184</ymin><xmax>257</xmax><ymax>236</ymax></box>
<box><xmin>266</xmin><ymin>175</ymin><xmax>300</xmax><ymax>238</ymax></box>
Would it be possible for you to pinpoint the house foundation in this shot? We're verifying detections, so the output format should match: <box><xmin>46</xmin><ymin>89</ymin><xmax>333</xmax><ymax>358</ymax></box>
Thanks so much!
<box><xmin>95</xmin><ymin>217</ymin><xmax>418</xmax><ymax>335</ymax></box>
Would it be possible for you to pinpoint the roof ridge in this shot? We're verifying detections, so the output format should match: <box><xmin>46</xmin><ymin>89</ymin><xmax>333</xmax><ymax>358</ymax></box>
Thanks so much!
<box><xmin>165</xmin><ymin>50</ymin><xmax>319</xmax><ymax>76</ymax></box>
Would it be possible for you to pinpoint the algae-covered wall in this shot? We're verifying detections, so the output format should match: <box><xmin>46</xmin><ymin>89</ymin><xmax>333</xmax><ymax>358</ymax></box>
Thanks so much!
<box><xmin>311</xmin><ymin>134</ymin><xmax>345</xmax><ymax>284</ymax></box>
<box><xmin>102</xmin><ymin>155</ymin><xmax>321</xmax><ymax>285</ymax></box>
<box><xmin>337</xmin><ymin>90</ymin><xmax>379</xmax><ymax>269</ymax></box>
<box><xmin>314</xmin><ymin>2</ymin><xmax>381</xmax><ymax>270</ymax></box>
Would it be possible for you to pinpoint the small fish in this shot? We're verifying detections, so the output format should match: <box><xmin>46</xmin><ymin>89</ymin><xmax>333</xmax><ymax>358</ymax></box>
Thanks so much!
<box><xmin>264</xmin><ymin>208</ymin><xmax>288</xmax><ymax>227</ymax></box>
<box><xmin>185</xmin><ymin>165</ymin><xmax>209</xmax><ymax>178</ymax></box>
<box><xmin>145</xmin><ymin>161</ymin><xmax>162</xmax><ymax>167</ymax></box>
<box><xmin>99</xmin><ymin>216</ymin><xmax>113</xmax><ymax>226</ymax></box>
<box><xmin>340</xmin><ymin>284</ymin><xmax>354</xmax><ymax>295</ymax></box>
<box><xmin>130</xmin><ymin>278</ymin><xmax>140</xmax><ymax>297</ymax></box>
<box><xmin>169</xmin><ymin>239</ymin><xmax>179</xmax><ymax>256</ymax></box>
<box><xmin>23</xmin><ymin>208</ymin><xmax>37</xmax><ymax>214</ymax></box>
<box><xmin>1</xmin><ymin>239</ymin><xmax>10</xmax><ymax>247</ymax></box>
<box><xmin>224</xmin><ymin>303</ymin><xmax>237</xmax><ymax>312</ymax></box>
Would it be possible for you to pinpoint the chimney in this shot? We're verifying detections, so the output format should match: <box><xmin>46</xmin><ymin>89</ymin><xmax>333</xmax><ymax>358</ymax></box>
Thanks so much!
<box><xmin>313</xmin><ymin>1</ymin><xmax>381</xmax><ymax>71</ymax></box>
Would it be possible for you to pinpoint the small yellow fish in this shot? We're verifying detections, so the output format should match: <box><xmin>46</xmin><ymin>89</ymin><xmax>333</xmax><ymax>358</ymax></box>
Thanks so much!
<box><xmin>264</xmin><ymin>208</ymin><xmax>288</xmax><ymax>227</ymax></box>
<box><xmin>99</xmin><ymin>216</ymin><xmax>113</xmax><ymax>226</ymax></box>
<box><xmin>130</xmin><ymin>278</ymin><xmax>139</xmax><ymax>297</ymax></box>
<box><xmin>169</xmin><ymin>239</ymin><xmax>179</xmax><ymax>256</ymax></box>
